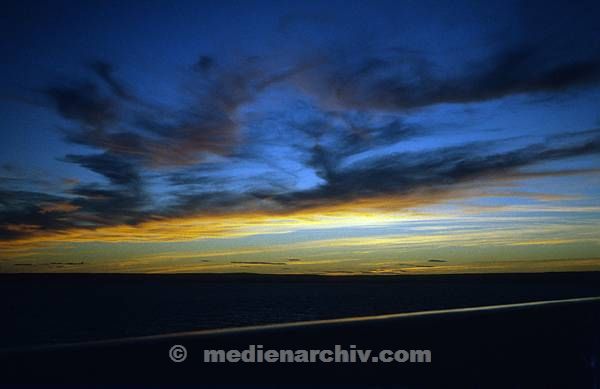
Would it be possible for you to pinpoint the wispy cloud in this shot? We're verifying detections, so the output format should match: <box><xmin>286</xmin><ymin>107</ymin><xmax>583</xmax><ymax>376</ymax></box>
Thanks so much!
<box><xmin>298</xmin><ymin>45</ymin><xmax>600</xmax><ymax>111</ymax></box>
<box><xmin>2</xmin><ymin>20</ymin><xmax>600</xmax><ymax>254</ymax></box>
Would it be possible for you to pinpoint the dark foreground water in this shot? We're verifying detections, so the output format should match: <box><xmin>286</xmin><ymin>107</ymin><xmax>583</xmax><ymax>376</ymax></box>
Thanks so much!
<box><xmin>2</xmin><ymin>272</ymin><xmax>600</xmax><ymax>349</ymax></box>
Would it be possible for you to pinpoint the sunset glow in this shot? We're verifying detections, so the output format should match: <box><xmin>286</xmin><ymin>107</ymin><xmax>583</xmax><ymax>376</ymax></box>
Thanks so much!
<box><xmin>1</xmin><ymin>0</ymin><xmax>599</xmax><ymax>274</ymax></box>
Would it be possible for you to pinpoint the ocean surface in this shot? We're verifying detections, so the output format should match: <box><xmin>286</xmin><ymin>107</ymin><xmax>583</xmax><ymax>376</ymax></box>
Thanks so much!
<box><xmin>2</xmin><ymin>272</ymin><xmax>600</xmax><ymax>349</ymax></box>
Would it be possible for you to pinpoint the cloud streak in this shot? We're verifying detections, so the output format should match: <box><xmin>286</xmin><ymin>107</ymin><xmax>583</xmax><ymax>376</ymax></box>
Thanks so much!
<box><xmin>300</xmin><ymin>46</ymin><xmax>600</xmax><ymax>110</ymax></box>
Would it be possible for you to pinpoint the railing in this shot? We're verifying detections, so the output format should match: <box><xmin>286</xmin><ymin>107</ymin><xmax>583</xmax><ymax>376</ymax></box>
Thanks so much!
<box><xmin>2</xmin><ymin>296</ymin><xmax>600</xmax><ymax>387</ymax></box>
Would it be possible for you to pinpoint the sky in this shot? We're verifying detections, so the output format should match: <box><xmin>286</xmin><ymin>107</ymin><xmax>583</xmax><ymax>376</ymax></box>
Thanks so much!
<box><xmin>1</xmin><ymin>0</ymin><xmax>599</xmax><ymax>274</ymax></box>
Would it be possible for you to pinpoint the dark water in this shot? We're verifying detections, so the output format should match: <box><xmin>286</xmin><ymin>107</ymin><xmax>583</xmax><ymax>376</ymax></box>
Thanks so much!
<box><xmin>2</xmin><ymin>272</ymin><xmax>600</xmax><ymax>349</ymax></box>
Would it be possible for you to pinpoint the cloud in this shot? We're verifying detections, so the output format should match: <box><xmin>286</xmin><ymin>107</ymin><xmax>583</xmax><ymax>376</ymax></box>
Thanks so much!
<box><xmin>298</xmin><ymin>45</ymin><xmax>600</xmax><ymax>111</ymax></box>
<box><xmin>0</xmin><ymin>190</ymin><xmax>75</xmax><ymax>240</ymax></box>
<box><xmin>294</xmin><ymin>113</ymin><xmax>424</xmax><ymax>182</ymax></box>
<box><xmin>49</xmin><ymin>262</ymin><xmax>84</xmax><ymax>265</ymax></box>
<box><xmin>90</xmin><ymin>61</ymin><xmax>135</xmax><ymax>101</ymax></box>
<box><xmin>230</xmin><ymin>261</ymin><xmax>288</xmax><ymax>266</ymax></box>
<box><xmin>62</xmin><ymin>153</ymin><xmax>141</xmax><ymax>186</ymax></box>
<box><xmin>3</xmin><ymin>42</ymin><xmax>600</xmax><ymax>248</ymax></box>
<box><xmin>274</xmin><ymin>130</ymin><xmax>600</xmax><ymax>211</ymax></box>
<box><xmin>45</xmin><ymin>56</ymin><xmax>286</xmax><ymax>168</ymax></box>
<box><xmin>38</xmin><ymin>202</ymin><xmax>80</xmax><ymax>214</ymax></box>
<box><xmin>12</xmin><ymin>262</ymin><xmax>84</xmax><ymax>268</ymax></box>
<box><xmin>45</xmin><ymin>83</ymin><xmax>117</xmax><ymax>127</ymax></box>
<box><xmin>2</xmin><ymin>127</ymin><xmax>599</xmax><ymax>244</ymax></box>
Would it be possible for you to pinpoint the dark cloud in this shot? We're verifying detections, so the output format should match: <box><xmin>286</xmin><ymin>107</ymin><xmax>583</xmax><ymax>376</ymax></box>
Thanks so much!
<box><xmin>193</xmin><ymin>56</ymin><xmax>215</xmax><ymax>73</ymax></box>
<box><xmin>61</xmin><ymin>152</ymin><xmax>148</xmax><ymax>228</ymax></box>
<box><xmin>295</xmin><ymin>114</ymin><xmax>424</xmax><ymax>182</ymax></box>
<box><xmin>1</xmin><ymin>163</ymin><xmax>16</xmax><ymax>172</ymax></box>
<box><xmin>49</xmin><ymin>262</ymin><xmax>84</xmax><ymax>265</ymax></box>
<box><xmin>428</xmin><ymin>259</ymin><xmax>448</xmax><ymax>263</ymax></box>
<box><xmin>46</xmin><ymin>56</ymin><xmax>304</xmax><ymax>168</ymax></box>
<box><xmin>0</xmin><ymin>151</ymin><xmax>148</xmax><ymax>240</ymax></box>
<box><xmin>0</xmin><ymin>190</ymin><xmax>75</xmax><ymax>239</ymax></box>
<box><xmin>67</xmin><ymin>183</ymin><xmax>148</xmax><ymax>226</ymax></box>
<box><xmin>12</xmin><ymin>262</ymin><xmax>83</xmax><ymax>267</ymax></box>
<box><xmin>90</xmin><ymin>61</ymin><xmax>135</xmax><ymax>101</ymax></box>
<box><xmin>45</xmin><ymin>83</ymin><xmax>116</xmax><ymax>127</ymax></box>
<box><xmin>0</xmin><ymin>184</ymin><xmax>148</xmax><ymax>240</ymax></box>
<box><xmin>300</xmin><ymin>46</ymin><xmax>600</xmax><ymax>111</ymax></box>
<box><xmin>230</xmin><ymin>261</ymin><xmax>288</xmax><ymax>266</ymax></box>
<box><xmin>275</xmin><ymin>130</ymin><xmax>600</xmax><ymax>209</ymax></box>
<box><xmin>167</xmin><ymin>191</ymin><xmax>258</xmax><ymax>217</ymax></box>
<box><xmin>62</xmin><ymin>153</ymin><xmax>141</xmax><ymax>186</ymax></box>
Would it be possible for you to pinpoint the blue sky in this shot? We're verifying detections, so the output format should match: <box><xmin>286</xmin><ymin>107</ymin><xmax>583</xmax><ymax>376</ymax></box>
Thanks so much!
<box><xmin>1</xmin><ymin>0</ymin><xmax>599</xmax><ymax>273</ymax></box>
